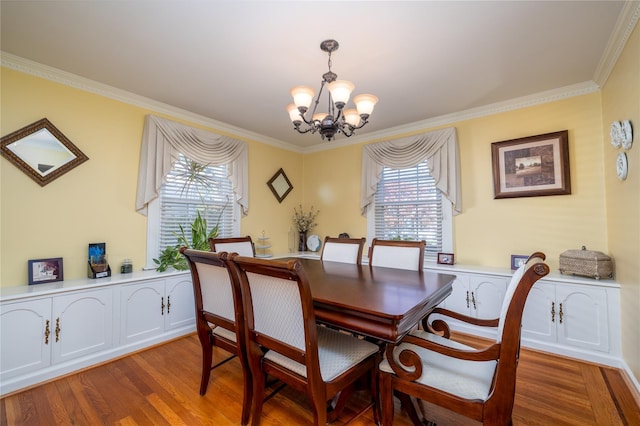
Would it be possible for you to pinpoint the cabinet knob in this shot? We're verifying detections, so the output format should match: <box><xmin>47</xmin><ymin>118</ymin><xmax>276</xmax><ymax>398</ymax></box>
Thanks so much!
<box><xmin>551</xmin><ymin>302</ymin><xmax>555</xmax><ymax>322</ymax></box>
<box><xmin>167</xmin><ymin>296</ymin><xmax>171</xmax><ymax>314</ymax></box>
<box><xmin>465</xmin><ymin>291</ymin><xmax>470</xmax><ymax>309</ymax></box>
<box><xmin>471</xmin><ymin>292</ymin><xmax>477</xmax><ymax>310</ymax></box>
<box><xmin>161</xmin><ymin>296</ymin><xmax>165</xmax><ymax>315</ymax></box>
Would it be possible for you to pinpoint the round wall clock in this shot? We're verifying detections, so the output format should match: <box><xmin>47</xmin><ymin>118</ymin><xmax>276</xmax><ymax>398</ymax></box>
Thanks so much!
<box><xmin>616</xmin><ymin>152</ymin><xmax>628</xmax><ymax>181</ymax></box>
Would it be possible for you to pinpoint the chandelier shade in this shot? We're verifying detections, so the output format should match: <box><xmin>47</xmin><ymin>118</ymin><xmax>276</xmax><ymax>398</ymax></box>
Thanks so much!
<box><xmin>287</xmin><ymin>39</ymin><xmax>377</xmax><ymax>141</ymax></box>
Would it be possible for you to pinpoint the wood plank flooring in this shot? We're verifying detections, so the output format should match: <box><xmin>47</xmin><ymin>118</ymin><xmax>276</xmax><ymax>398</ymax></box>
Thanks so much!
<box><xmin>2</xmin><ymin>332</ymin><xmax>639</xmax><ymax>425</ymax></box>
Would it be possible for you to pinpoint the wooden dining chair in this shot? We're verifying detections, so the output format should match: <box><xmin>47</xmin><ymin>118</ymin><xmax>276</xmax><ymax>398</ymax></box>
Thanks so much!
<box><xmin>320</xmin><ymin>236</ymin><xmax>366</xmax><ymax>264</ymax></box>
<box><xmin>180</xmin><ymin>248</ymin><xmax>252</xmax><ymax>426</ymax></box>
<box><xmin>378</xmin><ymin>252</ymin><xmax>549</xmax><ymax>426</ymax></box>
<box><xmin>227</xmin><ymin>255</ymin><xmax>381</xmax><ymax>426</ymax></box>
<box><xmin>209</xmin><ymin>236</ymin><xmax>255</xmax><ymax>257</ymax></box>
<box><xmin>368</xmin><ymin>238</ymin><xmax>426</xmax><ymax>271</ymax></box>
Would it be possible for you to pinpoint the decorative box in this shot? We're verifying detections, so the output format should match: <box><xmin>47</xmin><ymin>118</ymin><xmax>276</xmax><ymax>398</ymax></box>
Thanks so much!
<box><xmin>559</xmin><ymin>246</ymin><xmax>613</xmax><ymax>280</ymax></box>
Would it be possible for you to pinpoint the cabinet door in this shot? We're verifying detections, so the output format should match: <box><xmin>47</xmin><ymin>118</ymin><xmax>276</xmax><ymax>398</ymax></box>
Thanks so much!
<box><xmin>469</xmin><ymin>275</ymin><xmax>507</xmax><ymax>319</ymax></box>
<box><xmin>0</xmin><ymin>299</ymin><xmax>52</xmax><ymax>381</ymax></box>
<box><xmin>439</xmin><ymin>273</ymin><xmax>470</xmax><ymax>314</ymax></box>
<box><xmin>556</xmin><ymin>285</ymin><xmax>608</xmax><ymax>352</ymax></box>
<box><xmin>120</xmin><ymin>279</ymin><xmax>164</xmax><ymax>344</ymax></box>
<box><xmin>164</xmin><ymin>275</ymin><xmax>195</xmax><ymax>331</ymax></box>
<box><xmin>521</xmin><ymin>281</ymin><xmax>557</xmax><ymax>342</ymax></box>
<box><xmin>52</xmin><ymin>288</ymin><xmax>113</xmax><ymax>364</ymax></box>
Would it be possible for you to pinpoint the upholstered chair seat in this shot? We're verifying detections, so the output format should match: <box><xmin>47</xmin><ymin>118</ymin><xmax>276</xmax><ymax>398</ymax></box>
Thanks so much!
<box><xmin>379</xmin><ymin>330</ymin><xmax>496</xmax><ymax>401</ymax></box>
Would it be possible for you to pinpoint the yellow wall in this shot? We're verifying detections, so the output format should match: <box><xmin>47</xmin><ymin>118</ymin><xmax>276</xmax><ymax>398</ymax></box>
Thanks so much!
<box><xmin>305</xmin><ymin>93</ymin><xmax>606</xmax><ymax>272</ymax></box>
<box><xmin>0</xmin><ymin>68</ymin><xmax>301</xmax><ymax>285</ymax></box>
<box><xmin>602</xmin><ymin>22</ymin><xmax>640</xmax><ymax>380</ymax></box>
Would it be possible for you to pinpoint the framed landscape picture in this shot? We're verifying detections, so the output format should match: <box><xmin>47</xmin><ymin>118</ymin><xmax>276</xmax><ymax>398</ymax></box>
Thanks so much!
<box><xmin>491</xmin><ymin>130</ymin><xmax>570</xmax><ymax>199</ymax></box>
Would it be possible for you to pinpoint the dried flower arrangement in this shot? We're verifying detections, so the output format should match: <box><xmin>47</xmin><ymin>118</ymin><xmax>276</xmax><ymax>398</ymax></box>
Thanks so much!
<box><xmin>293</xmin><ymin>205</ymin><xmax>319</xmax><ymax>233</ymax></box>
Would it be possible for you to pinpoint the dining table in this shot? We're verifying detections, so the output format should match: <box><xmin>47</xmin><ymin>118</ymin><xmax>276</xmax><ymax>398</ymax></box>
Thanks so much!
<box><xmin>281</xmin><ymin>257</ymin><xmax>457</xmax><ymax>343</ymax></box>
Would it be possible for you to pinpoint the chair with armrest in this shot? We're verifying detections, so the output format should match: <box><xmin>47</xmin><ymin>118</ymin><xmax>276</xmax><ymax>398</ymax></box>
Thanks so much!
<box><xmin>209</xmin><ymin>236</ymin><xmax>255</xmax><ymax>257</ymax></box>
<box><xmin>180</xmin><ymin>248</ymin><xmax>252</xmax><ymax>425</ymax></box>
<box><xmin>227</xmin><ymin>255</ymin><xmax>381</xmax><ymax>426</ymax></box>
<box><xmin>320</xmin><ymin>236</ymin><xmax>366</xmax><ymax>264</ymax></box>
<box><xmin>378</xmin><ymin>252</ymin><xmax>549</xmax><ymax>426</ymax></box>
<box><xmin>368</xmin><ymin>238</ymin><xmax>426</xmax><ymax>271</ymax></box>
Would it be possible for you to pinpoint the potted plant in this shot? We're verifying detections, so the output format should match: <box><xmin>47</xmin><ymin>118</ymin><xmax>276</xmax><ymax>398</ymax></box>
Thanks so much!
<box><xmin>153</xmin><ymin>157</ymin><xmax>225</xmax><ymax>272</ymax></box>
<box><xmin>153</xmin><ymin>211</ymin><xmax>219</xmax><ymax>272</ymax></box>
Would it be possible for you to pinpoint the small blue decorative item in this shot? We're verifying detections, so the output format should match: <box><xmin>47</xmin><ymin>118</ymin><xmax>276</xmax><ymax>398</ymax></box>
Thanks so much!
<box><xmin>88</xmin><ymin>242</ymin><xmax>111</xmax><ymax>278</ymax></box>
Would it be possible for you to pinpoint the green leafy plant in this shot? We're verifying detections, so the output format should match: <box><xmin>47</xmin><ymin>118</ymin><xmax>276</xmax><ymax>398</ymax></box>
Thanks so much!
<box><xmin>153</xmin><ymin>210</ymin><xmax>219</xmax><ymax>272</ymax></box>
<box><xmin>153</xmin><ymin>156</ymin><xmax>228</xmax><ymax>272</ymax></box>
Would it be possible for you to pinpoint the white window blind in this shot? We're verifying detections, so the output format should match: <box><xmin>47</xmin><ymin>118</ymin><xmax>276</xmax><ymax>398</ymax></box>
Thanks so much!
<box><xmin>374</xmin><ymin>162</ymin><xmax>443</xmax><ymax>260</ymax></box>
<box><xmin>158</xmin><ymin>154</ymin><xmax>234</xmax><ymax>252</ymax></box>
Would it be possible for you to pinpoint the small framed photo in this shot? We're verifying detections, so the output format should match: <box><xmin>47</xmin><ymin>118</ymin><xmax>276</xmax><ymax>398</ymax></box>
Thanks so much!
<box><xmin>511</xmin><ymin>255</ymin><xmax>528</xmax><ymax>270</ymax></box>
<box><xmin>28</xmin><ymin>257</ymin><xmax>64</xmax><ymax>285</ymax></box>
<box><xmin>437</xmin><ymin>252</ymin><xmax>455</xmax><ymax>265</ymax></box>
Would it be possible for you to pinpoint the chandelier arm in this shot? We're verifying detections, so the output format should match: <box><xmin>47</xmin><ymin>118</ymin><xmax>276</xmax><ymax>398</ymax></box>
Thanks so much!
<box><xmin>292</xmin><ymin>124</ymin><xmax>317</xmax><ymax>135</ymax></box>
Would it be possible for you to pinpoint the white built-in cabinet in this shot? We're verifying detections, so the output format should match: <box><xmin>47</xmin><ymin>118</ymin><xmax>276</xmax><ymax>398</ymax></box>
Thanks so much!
<box><xmin>0</xmin><ymin>288</ymin><xmax>113</xmax><ymax>383</ymax></box>
<box><xmin>439</xmin><ymin>273</ymin><xmax>507</xmax><ymax>321</ymax></box>
<box><xmin>427</xmin><ymin>264</ymin><xmax>621</xmax><ymax>367</ymax></box>
<box><xmin>522</xmin><ymin>281</ymin><xmax>610</xmax><ymax>353</ymax></box>
<box><xmin>120</xmin><ymin>275</ymin><xmax>194</xmax><ymax>344</ymax></box>
<box><xmin>0</xmin><ymin>271</ymin><xmax>194</xmax><ymax>396</ymax></box>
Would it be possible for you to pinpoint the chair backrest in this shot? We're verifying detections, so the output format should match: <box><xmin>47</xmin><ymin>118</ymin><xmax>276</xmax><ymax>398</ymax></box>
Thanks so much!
<box><xmin>180</xmin><ymin>248</ymin><xmax>245</xmax><ymax>336</ymax></box>
<box><xmin>492</xmin><ymin>252</ymin><xmax>549</xmax><ymax>405</ymax></box>
<box><xmin>368</xmin><ymin>238</ymin><xmax>426</xmax><ymax>271</ymax></box>
<box><xmin>320</xmin><ymin>236</ymin><xmax>366</xmax><ymax>264</ymax></box>
<box><xmin>209</xmin><ymin>236</ymin><xmax>255</xmax><ymax>257</ymax></box>
<box><xmin>228</xmin><ymin>256</ymin><xmax>320</xmax><ymax>371</ymax></box>
<box><xmin>496</xmin><ymin>261</ymin><xmax>527</xmax><ymax>342</ymax></box>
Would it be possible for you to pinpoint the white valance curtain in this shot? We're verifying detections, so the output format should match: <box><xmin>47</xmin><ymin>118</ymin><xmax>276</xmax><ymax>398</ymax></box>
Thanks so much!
<box><xmin>135</xmin><ymin>115</ymin><xmax>249</xmax><ymax>216</ymax></box>
<box><xmin>360</xmin><ymin>127</ymin><xmax>462</xmax><ymax>216</ymax></box>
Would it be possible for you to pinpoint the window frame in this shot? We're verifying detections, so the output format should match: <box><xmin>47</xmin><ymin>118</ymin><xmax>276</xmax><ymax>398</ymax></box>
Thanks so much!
<box><xmin>144</xmin><ymin>162</ymin><xmax>241</xmax><ymax>270</ymax></box>
<box><xmin>366</xmin><ymin>163</ymin><xmax>453</xmax><ymax>266</ymax></box>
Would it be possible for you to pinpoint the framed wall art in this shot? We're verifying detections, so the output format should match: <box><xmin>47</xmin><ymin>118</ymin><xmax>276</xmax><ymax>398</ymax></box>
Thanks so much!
<box><xmin>267</xmin><ymin>168</ymin><xmax>293</xmax><ymax>203</ymax></box>
<box><xmin>28</xmin><ymin>257</ymin><xmax>64</xmax><ymax>285</ymax></box>
<box><xmin>491</xmin><ymin>130</ymin><xmax>570</xmax><ymax>199</ymax></box>
<box><xmin>1</xmin><ymin>118</ymin><xmax>88</xmax><ymax>186</ymax></box>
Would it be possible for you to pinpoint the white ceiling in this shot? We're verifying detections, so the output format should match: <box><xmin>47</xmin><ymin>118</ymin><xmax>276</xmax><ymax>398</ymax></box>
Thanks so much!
<box><xmin>1</xmin><ymin>1</ymin><xmax>636</xmax><ymax>150</ymax></box>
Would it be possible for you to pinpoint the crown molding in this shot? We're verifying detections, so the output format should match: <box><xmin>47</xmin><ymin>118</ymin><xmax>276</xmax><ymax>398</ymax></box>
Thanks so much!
<box><xmin>593</xmin><ymin>1</ymin><xmax>640</xmax><ymax>86</ymax></box>
<box><xmin>0</xmin><ymin>50</ymin><xmax>610</xmax><ymax>156</ymax></box>
<box><xmin>1</xmin><ymin>52</ymin><xmax>304</xmax><ymax>153</ymax></box>
<box><xmin>302</xmin><ymin>81</ymin><xmax>600</xmax><ymax>154</ymax></box>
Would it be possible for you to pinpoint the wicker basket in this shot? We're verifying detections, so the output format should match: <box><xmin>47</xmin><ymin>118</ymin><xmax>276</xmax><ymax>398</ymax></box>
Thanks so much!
<box><xmin>559</xmin><ymin>246</ymin><xmax>613</xmax><ymax>280</ymax></box>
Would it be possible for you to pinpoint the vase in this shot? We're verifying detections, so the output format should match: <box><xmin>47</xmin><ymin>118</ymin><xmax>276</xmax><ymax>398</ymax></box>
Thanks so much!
<box><xmin>299</xmin><ymin>231</ymin><xmax>307</xmax><ymax>251</ymax></box>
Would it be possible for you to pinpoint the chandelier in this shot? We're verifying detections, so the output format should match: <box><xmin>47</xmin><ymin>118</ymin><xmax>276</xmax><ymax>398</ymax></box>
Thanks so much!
<box><xmin>286</xmin><ymin>39</ymin><xmax>378</xmax><ymax>141</ymax></box>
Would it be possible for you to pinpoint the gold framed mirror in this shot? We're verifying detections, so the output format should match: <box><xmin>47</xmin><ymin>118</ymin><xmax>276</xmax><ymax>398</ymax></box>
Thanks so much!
<box><xmin>266</xmin><ymin>168</ymin><xmax>293</xmax><ymax>203</ymax></box>
<box><xmin>1</xmin><ymin>118</ymin><xmax>89</xmax><ymax>186</ymax></box>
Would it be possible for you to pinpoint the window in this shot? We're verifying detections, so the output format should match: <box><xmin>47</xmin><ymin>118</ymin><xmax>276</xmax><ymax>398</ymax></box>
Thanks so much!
<box><xmin>367</xmin><ymin>161</ymin><xmax>452</xmax><ymax>263</ymax></box>
<box><xmin>145</xmin><ymin>154</ymin><xmax>239</xmax><ymax>268</ymax></box>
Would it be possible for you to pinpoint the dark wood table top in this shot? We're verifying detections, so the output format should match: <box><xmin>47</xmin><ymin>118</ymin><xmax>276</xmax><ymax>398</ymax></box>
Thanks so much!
<box><xmin>283</xmin><ymin>257</ymin><xmax>456</xmax><ymax>343</ymax></box>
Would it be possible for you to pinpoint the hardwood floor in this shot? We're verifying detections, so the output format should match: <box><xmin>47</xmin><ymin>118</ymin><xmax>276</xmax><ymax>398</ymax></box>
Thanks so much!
<box><xmin>2</xmin><ymin>332</ymin><xmax>638</xmax><ymax>425</ymax></box>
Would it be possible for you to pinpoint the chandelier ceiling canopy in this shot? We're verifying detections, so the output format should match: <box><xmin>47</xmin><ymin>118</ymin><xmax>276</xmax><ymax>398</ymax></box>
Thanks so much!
<box><xmin>287</xmin><ymin>39</ymin><xmax>378</xmax><ymax>142</ymax></box>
